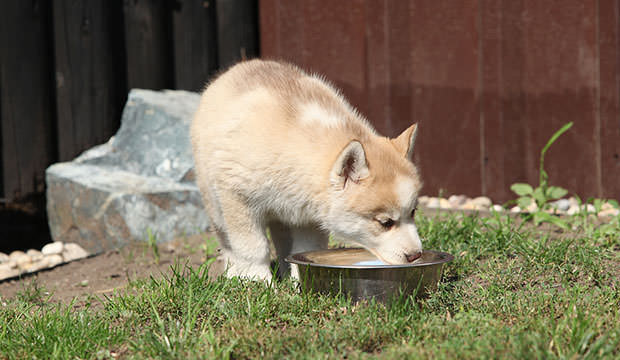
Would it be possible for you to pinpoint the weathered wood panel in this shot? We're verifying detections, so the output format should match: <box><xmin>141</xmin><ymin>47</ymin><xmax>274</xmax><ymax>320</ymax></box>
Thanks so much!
<box><xmin>216</xmin><ymin>0</ymin><xmax>259</xmax><ymax>69</ymax></box>
<box><xmin>517</xmin><ymin>0</ymin><xmax>599</xmax><ymax>198</ymax></box>
<box><xmin>259</xmin><ymin>0</ymin><xmax>620</xmax><ymax>201</ymax></box>
<box><xmin>172</xmin><ymin>0</ymin><xmax>218</xmax><ymax>91</ymax></box>
<box><xmin>123</xmin><ymin>0</ymin><xmax>173</xmax><ymax>90</ymax></box>
<box><xmin>599</xmin><ymin>0</ymin><xmax>620</xmax><ymax>199</ymax></box>
<box><xmin>0</xmin><ymin>0</ymin><xmax>55</xmax><ymax>199</ymax></box>
<box><xmin>53</xmin><ymin>0</ymin><xmax>126</xmax><ymax>161</ymax></box>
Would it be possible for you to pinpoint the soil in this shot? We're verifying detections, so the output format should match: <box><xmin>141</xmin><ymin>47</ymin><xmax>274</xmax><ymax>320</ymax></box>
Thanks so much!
<box><xmin>0</xmin><ymin>234</ymin><xmax>212</xmax><ymax>309</ymax></box>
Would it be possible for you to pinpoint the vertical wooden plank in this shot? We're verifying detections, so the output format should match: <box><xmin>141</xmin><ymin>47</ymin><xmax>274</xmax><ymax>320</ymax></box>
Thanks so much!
<box><xmin>123</xmin><ymin>0</ymin><xmax>173</xmax><ymax>89</ymax></box>
<box><xmin>520</xmin><ymin>0</ymin><xmax>598</xmax><ymax>198</ymax></box>
<box><xmin>300</xmin><ymin>0</ymin><xmax>367</xmax><ymax>114</ymax></box>
<box><xmin>277</xmin><ymin>0</ymin><xmax>304</xmax><ymax>63</ymax></box>
<box><xmin>599</xmin><ymin>0</ymin><xmax>620</xmax><ymax>199</ymax></box>
<box><xmin>53</xmin><ymin>0</ymin><xmax>126</xmax><ymax>162</ymax></box>
<box><xmin>480</xmin><ymin>0</ymin><xmax>505</xmax><ymax>200</ymax></box>
<box><xmin>0</xmin><ymin>0</ymin><xmax>55</xmax><ymax>200</ymax></box>
<box><xmin>500</xmin><ymin>0</ymin><xmax>528</xmax><ymax>200</ymax></box>
<box><xmin>408</xmin><ymin>1</ymin><xmax>482</xmax><ymax>197</ymax></box>
<box><xmin>172</xmin><ymin>0</ymin><xmax>218</xmax><ymax>91</ymax></box>
<box><xmin>216</xmin><ymin>0</ymin><xmax>259</xmax><ymax>69</ymax></box>
<box><xmin>381</xmin><ymin>1</ymin><xmax>413</xmax><ymax>139</ymax></box>
<box><xmin>258</xmin><ymin>0</ymin><xmax>304</xmax><ymax>66</ymax></box>
<box><xmin>258</xmin><ymin>0</ymin><xmax>280</xmax><ymax>59</ymax></box>
<box><xmin>364</xmin><ymin>0</ymin><xmax>392</xmax><ymax>136</ymax></box>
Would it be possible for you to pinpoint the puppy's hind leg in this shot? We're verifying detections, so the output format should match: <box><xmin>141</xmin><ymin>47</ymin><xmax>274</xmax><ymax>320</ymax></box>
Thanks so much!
<box><xmin>269</xmin><ymin>221</ymin><xmax>328</xmax><ymax>279</ymax></box>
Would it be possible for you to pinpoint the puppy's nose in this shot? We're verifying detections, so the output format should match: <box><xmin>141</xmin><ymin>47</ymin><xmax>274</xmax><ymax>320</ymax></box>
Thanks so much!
<box><xmin>405</xmin><ymin>252</ymin><xmax>422</xmax><ymax>263</ymax></box>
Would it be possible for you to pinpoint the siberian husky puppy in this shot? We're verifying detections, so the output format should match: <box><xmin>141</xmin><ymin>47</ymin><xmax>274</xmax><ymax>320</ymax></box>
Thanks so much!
<box><xmin>191</xmin><ymin>60</ymin><xmax>423</xmax><ymax>280</ymax></box>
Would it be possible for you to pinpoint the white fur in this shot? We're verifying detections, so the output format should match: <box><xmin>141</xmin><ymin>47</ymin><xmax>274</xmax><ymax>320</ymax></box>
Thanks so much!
<box><xmin>396</xmin><ymin>177</ymin><xmax>416</xmax><ymax>210</ymax></box>
<box><xmin>299</xmin><ymin>102</ymin><xmax>342</xmax><ymax>128</ymax></box>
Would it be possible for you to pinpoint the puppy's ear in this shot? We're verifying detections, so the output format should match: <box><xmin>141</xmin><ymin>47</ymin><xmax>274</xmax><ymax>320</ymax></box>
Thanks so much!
<box><xmin>330</xmin><ymin>140</ymin><xmax>369</xmax><ymax>189</ymax></box>
<box><xmin>390</xmin><ymin>123</ymin><xmax>418</xmax><ymax>161</ymax></box>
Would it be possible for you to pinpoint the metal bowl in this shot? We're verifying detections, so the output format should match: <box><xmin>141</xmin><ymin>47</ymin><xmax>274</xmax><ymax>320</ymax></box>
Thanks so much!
<box><xmin>285</xmin><ymin>248</ymin><xmax>453</xmax><ymax>303</ymax></box>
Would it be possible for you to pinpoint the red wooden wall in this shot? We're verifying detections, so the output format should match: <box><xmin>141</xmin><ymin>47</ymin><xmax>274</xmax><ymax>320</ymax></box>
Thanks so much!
<box><xmin>259</xmin><ymin>0</ymin><xmax>620</xmax><ymax>202</ymax></box>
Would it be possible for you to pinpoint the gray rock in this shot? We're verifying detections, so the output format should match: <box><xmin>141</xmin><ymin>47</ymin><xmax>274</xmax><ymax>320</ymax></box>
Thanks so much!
<box><xmin>47</xmin><ymin>162</ymin><xmax>208</xmax><ymax>254</ymax></box>
<box><xmin>0</xmin><ymin>252</ymin><xmax>9</xmax><ymax>264</ymax></box>
<box><xmin>46</xmin><ymin>89</ymin><xmax>209</xmax><ymax>254</ymax></box>
<box><xmin>76</xmin><ymin>89</ymin><xmax>200</xmax><ymax>182</ymax></box>
<box><xmin>552</xmin><ymin>199</ymin><xmax>571</xmax><ymax>212</ymax></box>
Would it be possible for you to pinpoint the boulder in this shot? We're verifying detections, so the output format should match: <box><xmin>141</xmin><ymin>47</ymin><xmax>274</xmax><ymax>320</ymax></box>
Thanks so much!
<box><xmin>46</xmin><ymin>89</ymin><xmax>209</xmax><ymax>255</ymax></box>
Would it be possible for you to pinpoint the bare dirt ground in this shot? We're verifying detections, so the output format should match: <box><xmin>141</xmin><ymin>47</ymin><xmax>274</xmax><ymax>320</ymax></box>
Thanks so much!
<box><xmin>0</xmin><ymin>234</ymin><xmax>212</xmax><ymax>309</ymax></box>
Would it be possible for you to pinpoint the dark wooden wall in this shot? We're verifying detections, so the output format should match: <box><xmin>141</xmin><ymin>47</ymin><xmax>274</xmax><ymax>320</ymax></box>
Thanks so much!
<box><xmin>0</xmin><ymin>0</ymin><xmax>259</xmax><ymax>202</ymax></box>
<box><xmin>260</xmin><ymin>0</ymin><xmax>620</xmax><ymax>202</ymax></box>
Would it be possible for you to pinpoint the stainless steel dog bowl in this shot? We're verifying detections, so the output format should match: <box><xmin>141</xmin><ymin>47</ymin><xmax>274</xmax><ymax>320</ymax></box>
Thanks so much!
<box><xmin>285</xmin><ymin>248</ymin><xmax>453</xmax><ymax>303</ymax></box>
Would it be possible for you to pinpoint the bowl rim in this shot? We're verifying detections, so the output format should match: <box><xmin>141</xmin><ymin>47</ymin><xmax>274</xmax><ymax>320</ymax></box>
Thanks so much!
<box><xmin>285</xmin><ymin>248</ymin><xmax>454</xmax><ymax>270</ymax></box>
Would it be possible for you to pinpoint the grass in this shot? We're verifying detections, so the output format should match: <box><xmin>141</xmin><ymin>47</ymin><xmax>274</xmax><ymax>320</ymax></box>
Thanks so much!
<box><xmin>0</xmin><ymin>211</ymin><xmax>618</xmax><ymax>359</ymax></box>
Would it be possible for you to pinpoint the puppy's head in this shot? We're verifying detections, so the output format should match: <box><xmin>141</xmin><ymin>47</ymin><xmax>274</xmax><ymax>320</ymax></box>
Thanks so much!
<box><xmin>327</xmin><ymin>123</ymin><xmax>423</xmax><ymax>264</ymax></box>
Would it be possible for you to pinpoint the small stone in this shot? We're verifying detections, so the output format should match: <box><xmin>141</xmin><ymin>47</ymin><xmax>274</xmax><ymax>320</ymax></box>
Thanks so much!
<box><xmin>42</xmin><ymin>241</ymin><xmax>64</xmax><ymax>256</ymax></box>
<box><xmin>471</xmin><ymin>196</ymin><xmax>492</xmax><ymax>209</ymax></box>
<box><xmin>0</xmin><ymin>262</ymin><xmax>19</xmax><ymax>280</ymax></box>
<box><xmin>526</xmin><ymin>202</ymin><xmax>538</xmax><ymax>213</ymax></box>
<box><xmin>26</xmin><ymin>249</ymin><xmax>44</xmax><ymax>262</ymax></box>
<box><xmin>62</xmin><ymin>243</ymin><xmax>89</xmax><ymax>262</ymax></box>
<box><xmin>418</xmin><ymin>196</ymin><xmax>429</xmax><ymax>205</ymax></box>
<box><xmin>461</xmin><ymin>201</ymin><xmax>476</xmax><ymax>210</ymax></box>
<box><xmin>9</xmin><ymin>251</ymin><xmax>31</xmax><ymax>269</ymax></box>
<box><xmin>0</xmin><ymin>252</ymin><xmax>9</xmax><ymax>264</ymax></box>
<box><xmin>553</xmin><ymin>199</ymin><xmax>571</xmax><ymax>212</ymax></box>
<box><xmin>46</xmin><ymin>254</ymin><xmax>64</xmax><ymax>267</ymax></box>
<box><xmin>491</xmin><ymin>204</ymin><xmax>503</xmax><ymax>212</ymax></box>
<box><xmin>165</xmin><ymin>243</ymin><xmax>176</xmax><ymax>253</ymax></box>
<box><xmin>600</xmin><ymin>202</ymin><xmax>615</xmax><ymax>211</ymax></box>
<box><xmin>426</xmin><ymin>197</ymin><xmax>440</xmax><ymax>209</ymax></box>
<box><xmin>568</xmin><ymin>197</ymin><xmax>580</xmax><ymax>206</ymax></box>
<box><xmin>15</xmin><ymin>254</ymin><xmax>33</xmax><ymax>269</ymax></box>
<box><xmin>581</xmin><ymin>204</ymin><xmax>596</xmax><ymax>213</ymax></box>
<box><xmin>598</xmin><ymin>208</ymin><xmax>619</xmax><ymax>218</ymax></box>
<box><xmin>9</xmin><ymin>250</ymin><xmax>26</xmax><ymax>261</ymax></box>
<box><xmin>448</xmin><ymin>195</ymin><xmax>468</xmax><ymax>207</ymax></box>
<box><xmin>567</xmin><ymin>205</ymin><xmax>580</xmax><ymax>215</ymax></box>
<box><xmin>21</xmin><ymin>259</ymin><xmax>49</xmax><ymax>273</ymax></box>
<box><xmin>439</xmin><ymin>198</ymin><xmax>451</xmax><ymax>209</ymax></box>
<box><xmin>510</xmin><ymin>206</ymin><xmax>522</xmax><ymax>213</ymax></box>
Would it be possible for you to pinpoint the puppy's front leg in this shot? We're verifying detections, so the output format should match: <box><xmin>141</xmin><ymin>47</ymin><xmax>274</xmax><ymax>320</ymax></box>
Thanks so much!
<box><xmin>217</xmin><ymin>193</ymin><xmax>273</xmax><ymax>281</ymax></box>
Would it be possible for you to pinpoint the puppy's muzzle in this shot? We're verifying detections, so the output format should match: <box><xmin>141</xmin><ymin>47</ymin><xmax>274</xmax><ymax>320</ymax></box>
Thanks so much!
<box><xmin>405</xmin><ymin>252</ymin><xmax>422</xmax><ymax>263</ymax></box>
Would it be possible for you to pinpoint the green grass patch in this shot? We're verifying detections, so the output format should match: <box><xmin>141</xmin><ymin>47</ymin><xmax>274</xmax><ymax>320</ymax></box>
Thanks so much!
<box><xmin>1</xmin><ymin>212</ymin><xmax>618</xmax><ymax>359</ymax></box>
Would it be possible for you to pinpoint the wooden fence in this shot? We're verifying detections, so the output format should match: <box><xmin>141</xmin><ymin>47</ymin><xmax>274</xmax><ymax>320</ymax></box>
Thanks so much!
<box><xmin>0</xmin><ymin>0</ymin><xmax>258</xmax><ymax>202</ymax></box>
<box><xmin>260</xmin><ymin>0</ymin><xmax>620</xmax><ymax>202</ymax></box>
<box><xmin>3</xmin><ymin>0</ymin><xmax>620</xmax><ymax>205</ymax></box>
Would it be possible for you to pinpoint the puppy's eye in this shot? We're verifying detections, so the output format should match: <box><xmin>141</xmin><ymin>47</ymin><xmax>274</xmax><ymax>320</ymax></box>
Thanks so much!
<box><xmin>378</xmin><ymin>218</ymin><xmax>395</xmax><ymax>229</ymax></box>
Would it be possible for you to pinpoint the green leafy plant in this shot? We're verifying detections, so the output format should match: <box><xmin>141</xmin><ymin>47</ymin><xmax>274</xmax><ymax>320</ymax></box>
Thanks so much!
<box><xmin>510</xmin><ymin>122</ymin><xmax>573</xmax><ymax>228</ymax></box>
